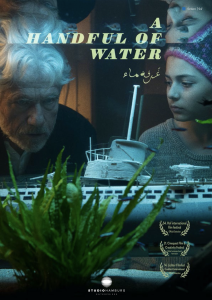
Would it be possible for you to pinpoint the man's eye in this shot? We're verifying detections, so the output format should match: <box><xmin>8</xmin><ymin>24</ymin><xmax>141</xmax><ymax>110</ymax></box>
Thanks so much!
<box><xmin>16</xmin><ymin>99</ymin><xmax>29</xmax><ymax>106</ymax></box>
<box><xmin>43</xmin><ymin>98</ymin><xmax>57</xmax><ymax>106</ymax></box>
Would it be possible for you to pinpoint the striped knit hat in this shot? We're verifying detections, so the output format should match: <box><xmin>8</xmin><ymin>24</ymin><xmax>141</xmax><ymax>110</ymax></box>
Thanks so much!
<box><xmin>188</xmin><ymin>19</ymin><xmax>212</xmax><ymax>43</ymax></box>
<box><xmin>164</xmin><ymin>20</ymin><xmax>212</xmax><ymax>83</ymax></box>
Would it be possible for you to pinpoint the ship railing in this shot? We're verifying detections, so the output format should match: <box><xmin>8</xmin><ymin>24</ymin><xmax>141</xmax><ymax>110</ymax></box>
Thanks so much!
<box><xmin>86</xmin><ymin>148</ymin><xmax>111</xmax><ymax>162</ymax></box>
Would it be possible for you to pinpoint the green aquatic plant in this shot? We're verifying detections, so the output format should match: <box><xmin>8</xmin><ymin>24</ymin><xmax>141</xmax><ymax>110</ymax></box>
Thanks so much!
<box><xmin>0</xmin><ymin>144</ymin><xmax>169</xmax><ymax>291</ymax></box>
<box><xmin>196</xmin><ymin>118</ymin><xmax>212</xmax><ymax>124</ymax></box>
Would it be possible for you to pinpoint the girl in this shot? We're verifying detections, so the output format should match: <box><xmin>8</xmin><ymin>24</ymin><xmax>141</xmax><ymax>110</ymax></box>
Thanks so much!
<box><xmin>139</xmin><ymin>31</ymin><xmax>212</xmax><ymax>180</ymax></box>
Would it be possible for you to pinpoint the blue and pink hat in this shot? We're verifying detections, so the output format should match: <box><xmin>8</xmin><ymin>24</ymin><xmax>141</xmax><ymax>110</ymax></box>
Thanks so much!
<box><xmin>164</xmin><ymin>19</ymin><xmax>212</xmax><ymax>83</ymax></box>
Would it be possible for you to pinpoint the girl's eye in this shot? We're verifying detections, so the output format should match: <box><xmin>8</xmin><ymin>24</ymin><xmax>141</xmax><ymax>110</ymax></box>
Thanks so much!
<box><xmin>169</xmin><ymin>3</ymin><xmax>179</xmax><ymax>9</ymax></box>
<box><xmin>166</xmin><ymin>24</ymin><xmax>171</xmax><ymax>33</ymax></box>
<box><xmin>179</xmin><ymin>25</ymin><xmax>189</xmax><ymax>32</ymax></box>
<box><xmin>182</xmin><ymin>17</ymin><xmax>195</xmax><ymax>23</ymax></box>
<box><xmin>182</xmin><ymin>82</ymin><xmax>193</xmax><ymax>87</ymax></box>
<box><xmin>178</xmin><ymin>37</ymin><xmax>188</xmax><ymax>43</ymax></box>
<box><xmin>165</xmin><ymin>81</ymin><xmax>172</xmax><ymax>87</ymax></box>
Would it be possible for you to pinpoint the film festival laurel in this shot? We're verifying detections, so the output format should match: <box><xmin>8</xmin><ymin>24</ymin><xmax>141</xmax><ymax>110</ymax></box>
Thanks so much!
<box><xmin>159</xmin><ymin>221</ymin><xmax>191</xmax><ymax>278</ymax></box>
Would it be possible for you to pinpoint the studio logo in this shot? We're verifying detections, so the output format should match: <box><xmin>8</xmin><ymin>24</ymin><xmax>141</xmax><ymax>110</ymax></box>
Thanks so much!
<box><xmin>101</xmin><ymin>277</ymin><xmax>112</xmax><ymax>288</ymax></box>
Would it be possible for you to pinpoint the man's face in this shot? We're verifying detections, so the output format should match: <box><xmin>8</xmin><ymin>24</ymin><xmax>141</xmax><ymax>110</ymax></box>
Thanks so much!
<box><xmin>0</xmin><ymin>85</ymin><xmax>61</xmax><ymax>153</ymax></box>
<box><xmin>166</xmin><ymin>0</ymin><xmax>212</xmax><ymax>43</ymax></box>
<box><xmin>165</xmin><ymin>56</ymin><xmax>212</xmax><ymax>121</ymax></box>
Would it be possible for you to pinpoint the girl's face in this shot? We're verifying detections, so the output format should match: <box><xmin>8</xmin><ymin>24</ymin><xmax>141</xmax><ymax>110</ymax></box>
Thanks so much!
<box><xmin>166</xmin><ymin>0</ymin><xmax>212</xmax><ymax>43</ymax></box>
<box><xmin>165</xmin><ymin>56</ymin><xmax>212</xmax><ymax>121</ymax></box>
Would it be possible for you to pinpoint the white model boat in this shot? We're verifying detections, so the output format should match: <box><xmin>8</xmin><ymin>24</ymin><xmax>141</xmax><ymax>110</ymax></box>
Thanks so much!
<box><xmin>83</xmin><ymin>139</ymin><xmax>150</xmax><ymax>184</ymax></box>
<box><xmin>82</xmin><ymin>85</ymin><xmax>150</xmax><ymax>185</ymax></box>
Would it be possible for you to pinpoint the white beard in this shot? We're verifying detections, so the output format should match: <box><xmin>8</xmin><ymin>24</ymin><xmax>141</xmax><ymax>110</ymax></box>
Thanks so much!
<box><xmin>0</xmin><ymin>111</ymin><xmax>56</xmax><ymax>153</ymax></box>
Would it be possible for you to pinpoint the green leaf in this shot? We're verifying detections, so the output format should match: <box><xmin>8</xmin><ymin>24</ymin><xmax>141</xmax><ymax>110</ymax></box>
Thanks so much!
<box><xmin>92</xmin><ymin>194</ymin><xmax>112</xmax><ymax>235</ymax></box>
<box><xmin>34</xmin><ymin>160</ymin><xmax>51</xmax><ymax>205</ymax></box>
<box><xmin>116</xmin><ymin>185</ymin><xmax>170</xmax><ymax>258</ymax></box>
<box><xmin>6</xmin><ymin>152</ymin><xmax>20</xmax><ymax>199</ymax></box>
<box><xmin>53</xmin><ymin>148</ymin><xmax>64</xmax><ymax>186</ymax></box>
<box><xmin>0</xmin><ymin>143</ymin><xmax>168</xmax><ymax>290</ymax></box>
<box><xmin>102</xmin><ymin>176</ymin><xmax>152</xmax><ymax>235</ymax></box>
<box><xmin>196</xmin><ymin>118</ymin><xmax>212</xmax><ymax>124</ymax></box>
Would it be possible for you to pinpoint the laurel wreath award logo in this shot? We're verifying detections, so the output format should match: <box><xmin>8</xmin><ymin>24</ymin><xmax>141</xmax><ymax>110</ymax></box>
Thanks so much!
<box><xmin>159</xmin><ymin>241</ymin><xmax>169</xmax><ymax>256</ymax></box>
<box><xmin>160</xmin><ymin>241</ymin><xmax>190</xmax><ymax>256</ymax></box>
<box><xmin>160</xmin><ymin>262</ymin><xmax>190</xmax><ymax>278</ymax></box>
<box><xmin>180</xmin><ymin>221</ymin><xmax>190</xmax><ymax>236</ymax></box>
<box><xmin>180</xmin><ymin>263</ymin><xmax>190</xmax><ymax>278</ymax></box>
<box><xmin>180</xmin><ymin>242</ymin><xmax>190</xmax><ymax>256</ymax></box>
<box><xmin>160</xmin><ymin>263</ymin><xmax>170</xmax><ymax>278</ymax></box>
<box><xmin>159</xmin><ymin>221</ymin><xmax>190</xmax><ymax>236</ymax></box>
<box><xmin>159</xmin><ymin>221</ymin><xmax>169</xmax><ymax>236</ymax></box>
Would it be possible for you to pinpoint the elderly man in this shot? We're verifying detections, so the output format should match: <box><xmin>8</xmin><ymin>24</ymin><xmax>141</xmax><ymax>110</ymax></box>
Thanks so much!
<box><xmin>0</xmin><ymin>44</ymin><xmax>96</xmax><ymax>177</ymax></box>
<box><xmin>0</xmin><ymin>2</ymin><xmax>96</xmax><ymax>177</ymax></box>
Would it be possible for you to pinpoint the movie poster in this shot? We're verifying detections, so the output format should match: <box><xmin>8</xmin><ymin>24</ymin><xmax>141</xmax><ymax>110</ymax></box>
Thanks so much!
<box><xmin>56</xmin><ymin>1</ymin><xmax>212</xmax><ymax>297</ymax></box>
<box><xmin>0</xmin><ymin>0</ymin><xmax>212</xmax><ymax>297</ymax></box>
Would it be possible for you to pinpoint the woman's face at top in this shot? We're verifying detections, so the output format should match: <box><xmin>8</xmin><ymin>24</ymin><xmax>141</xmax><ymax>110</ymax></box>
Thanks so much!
<box><xmin>165</xmin><ymin>56</ymin><xmax>212</xmax><ymax>122</ymax></box>
<box><xmin>166</xmin><ymin>0</ymin><xmax>212</xmax><ymax>43</ymax></box>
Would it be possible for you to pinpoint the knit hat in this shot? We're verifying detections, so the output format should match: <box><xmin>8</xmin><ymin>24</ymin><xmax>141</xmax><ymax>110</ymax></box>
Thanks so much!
<box><xmin>188</xmin><ymin>19</ymin><xmax>212</xmax><ymax>43</ymax></box>
<box><xmin>164</xmin><ymin>20</ymin><xmax>212</xmax><ymax>83</ymax></box>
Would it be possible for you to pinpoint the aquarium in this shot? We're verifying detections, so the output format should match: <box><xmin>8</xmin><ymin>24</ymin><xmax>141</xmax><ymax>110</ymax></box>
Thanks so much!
<box><xmin>0</xmin><ymin>0</ymin><xmax>211</xmax><ymax>297</ymax></box>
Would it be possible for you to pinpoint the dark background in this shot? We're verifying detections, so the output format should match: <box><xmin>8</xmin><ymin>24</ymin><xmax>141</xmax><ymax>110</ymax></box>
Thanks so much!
<box><xmin>91</xmin><ymin>0</ymin><xmax>171</xmax><ymax>146</ymax></box>
<box><xmin>61</xmin><ymin>0</ymin><xmax>171</xmax><ymax>147</ymax></box>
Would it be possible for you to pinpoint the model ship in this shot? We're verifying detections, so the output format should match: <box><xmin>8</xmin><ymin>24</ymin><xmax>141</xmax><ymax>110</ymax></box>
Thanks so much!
<box><xmin>82</xmin><ymin>85</ymin><xmax>151</xmax><ymax>185</ymax></box>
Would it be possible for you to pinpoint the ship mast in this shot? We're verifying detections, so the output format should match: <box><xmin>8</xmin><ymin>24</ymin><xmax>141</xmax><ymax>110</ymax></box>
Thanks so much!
<box><xmin>127</xmin><ymin>85</ymin><xmax>140</xmax><ymax>140</ymax></box>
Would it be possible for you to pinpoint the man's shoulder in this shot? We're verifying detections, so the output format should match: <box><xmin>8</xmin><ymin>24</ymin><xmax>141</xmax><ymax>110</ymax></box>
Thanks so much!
<box><xmin>56</xmin><ymin>104</ymin><xmax>96</xmax><ymax>137</ymax></box>
<box><xmin>27</xmin><ymin>105</ymin><xmax>97</xmax><ymax>174</ymax></box>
